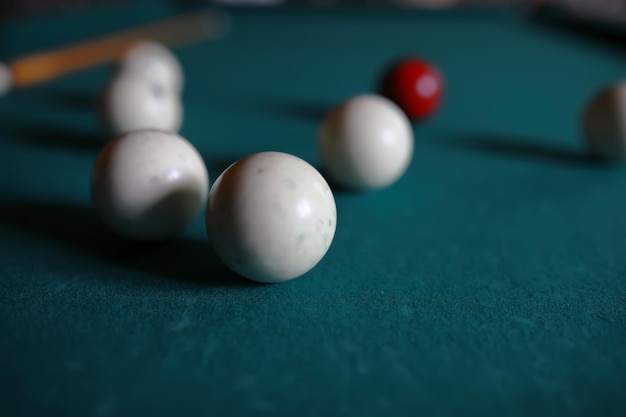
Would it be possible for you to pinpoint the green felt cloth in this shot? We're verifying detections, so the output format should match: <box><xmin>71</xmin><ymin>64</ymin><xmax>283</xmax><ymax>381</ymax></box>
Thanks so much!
<box><xmin>0</xmin><ymin>3</ymin><xmax>625</xmax><ymax>416</ymax></box>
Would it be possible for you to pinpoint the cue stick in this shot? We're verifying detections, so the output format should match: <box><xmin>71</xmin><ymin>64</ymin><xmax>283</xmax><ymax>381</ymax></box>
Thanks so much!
<box><xmin>1</xmin><ymin>9</ymin><xmax>229</xmax><ymax>93</ymax></box>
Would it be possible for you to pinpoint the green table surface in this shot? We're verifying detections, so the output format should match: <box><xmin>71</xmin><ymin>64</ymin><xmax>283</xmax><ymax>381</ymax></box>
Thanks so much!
<box><xmin>1</xmin><ymin>3</ymin><xmax>625</xmax><ymax>416</ymax></box>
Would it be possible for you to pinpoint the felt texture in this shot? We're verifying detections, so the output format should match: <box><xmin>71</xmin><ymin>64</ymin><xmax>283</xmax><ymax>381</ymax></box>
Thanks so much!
<box><xmin>0</xmin><ymin>4</ymin><xmax>625</xmax><ymax>416</ymax></box>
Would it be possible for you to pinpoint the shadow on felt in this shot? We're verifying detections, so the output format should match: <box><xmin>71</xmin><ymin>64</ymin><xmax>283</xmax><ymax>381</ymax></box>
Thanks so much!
<box><xmin>44</xmin><ymin>90</ymin><xmax>98</xmax><ymax>110</ymax></box>
<box><xmin>316</xmin><ymin>167</ymin><xmax>369</xmax><ymax>195</ymax></box>
<box><xmin>0</xmin><ymin>200</ymin><xmax>251</xmax><ymax>287</ymax></box>
<box><xmin>222</xmin><ymin>96</ymin><xmax>330</xmax><ymax>121</ymax></box>
<box><xmin>0</xmin><ymin>86</ymin><xmax>108</xmax><ymax>151</ymax></box>
<box><xmin>529</xmin><ymin>7</ymin><xmax>626</xmax><ymax>53</ymax></box>
<box><xmin>3</xmin><ymin>124</ymin><xmax>107</xmax><ymax>151</ymax></box>
<box><xmin>201</xmin><ymin>154</ymin><xmax>241</xmax><ymax>181</ymax></box>
<box><xmin>433</xmin><ymin>130</ymin><xmax>614</xmax><ymax>167</ymax></box>
<box><xmin>266</xmin><ymin>99</ymin><xmax>331</xmax><ymax>121</ymax></box>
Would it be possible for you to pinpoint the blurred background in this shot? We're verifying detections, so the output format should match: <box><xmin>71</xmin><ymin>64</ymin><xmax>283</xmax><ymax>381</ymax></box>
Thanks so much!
<box><xmin>0</xmin><ymin>0</ymin><xmax>625</xmax><ymax>22</ymax></box>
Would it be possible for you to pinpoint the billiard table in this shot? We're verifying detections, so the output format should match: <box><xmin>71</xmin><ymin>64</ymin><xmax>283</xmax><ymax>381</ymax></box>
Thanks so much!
<box><xmin>0</xmin><ymin>2</ymin><xmax>625</xmax><ymax>416</ymax></box>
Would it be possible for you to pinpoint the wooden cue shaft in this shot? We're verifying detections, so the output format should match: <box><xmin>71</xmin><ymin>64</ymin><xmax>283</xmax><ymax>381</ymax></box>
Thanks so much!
<box><xmin>9</xmin><ymin>10</ymin><xmax>228</xmax><ymax>87</ymax></box>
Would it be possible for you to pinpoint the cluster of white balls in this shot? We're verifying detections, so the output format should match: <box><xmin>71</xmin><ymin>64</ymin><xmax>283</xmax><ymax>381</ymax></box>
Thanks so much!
<box><xmin>100</xmin><ymin>42</ymin><xmax>184</xmax><ymax>135</ymax></box>
<box><xmin>92</xmin><ymin>42</ymin><xmax>415</xmax><ymax>283</ymax></box>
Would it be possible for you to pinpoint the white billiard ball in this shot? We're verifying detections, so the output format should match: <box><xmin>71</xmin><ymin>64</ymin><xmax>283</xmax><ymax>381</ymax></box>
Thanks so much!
<box><xmin>101</xmin><ymin>71</ymin><xmax>182</xmax><ymax>135</ymax></box>
<box><xmin>120</xmin><ymin>41</ymin><xmax>183</xmax><ymax>92</ymax></box>
<box><xmin>0</xmin><ymin>62</ymin><xmax>12</xmax><ymax>96</ymax></box>
<box><xmin>317</xmin><ymin>94</ymin><xmax>414</xmax><ymax>190</ymax></box>
<box><xmin>91</xmin><ymin>130</ymin><xmax>208</xmax><ymax>241</ymax></box>
<box><xmin>205</xmin><ymin>151</ymin><xmax>336</xmax><ymax>283</ymax></box>
<box><xmin>583</xmin><ymin>82</ymin><xmax>626</xmax><ymax>159</ymax></box>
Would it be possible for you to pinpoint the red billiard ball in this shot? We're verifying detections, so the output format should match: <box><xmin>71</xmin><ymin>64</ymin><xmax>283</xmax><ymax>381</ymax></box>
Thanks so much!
<box><xmin>380</xmin><ymin>58</ymin><xmax>444</xmax><ymax>120</ymax></box>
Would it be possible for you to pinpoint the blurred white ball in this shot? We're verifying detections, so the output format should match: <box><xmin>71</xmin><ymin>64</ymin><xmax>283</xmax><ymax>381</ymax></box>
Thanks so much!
<box><xmin>101</xmin><ymin>70</ymin><xmax>182</xmax><ymax>135</ymax></box>
<box><xmin>120</xmin><ymin>41</ymin><xmax>184</xmax><ymax>92</ymax></box>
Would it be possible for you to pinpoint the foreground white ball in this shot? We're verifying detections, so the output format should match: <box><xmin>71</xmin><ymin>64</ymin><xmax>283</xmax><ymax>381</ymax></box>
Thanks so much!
<box><xmin>318</xmin><ymin>94</ymin><xmax>414</xmax><ymax>190</ymax></box>
<box><xmin>120</xmin><ymin>41</ymin><xmax>184</xmax><ymax>91</ymax></box>
<box><xmin>206</xmin><ymin>152</ymin><xmax>336</xmax><ymax>283</ymax></box>
<box><xmin>583</xmin><ymin>82</ymin><xmax>626</xmax><ymax>159</ymax></box>
<box><xmin>91</xmin><ymin>130</ymin><xmax>208</xmax><ymax>241</ymax></box>
<box><xmin>101</xmin><ymin>71</ymin><xmax>182</xmax><ymax>135</ymax></box>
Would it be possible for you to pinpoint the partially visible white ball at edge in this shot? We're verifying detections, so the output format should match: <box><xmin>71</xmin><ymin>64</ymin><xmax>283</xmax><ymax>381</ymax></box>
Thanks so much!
<box><xmin>206</xmin><ymin>151</ymin><xmax>337</xmax><ymax>284</ymax></box>
<box><xmin>120</xmin><ymin>41</ymin><xmax>184</xmax><ymax>92</ymax></box>
<box><xmin>91</xmin><ymin>130</ymin><xmax>208</xmax><ymax>241</ymax></box>
<box><xmin>583</xmin><ymin>82</ymin><xmax>626</xmax><ymax>159</ymax></box>
<box><xmin>0</xmin><ymin>62</ymin><xmax>12</xmax><ymax>96</ymax></box>
<box><xmin>318</xmin><ymin>94</ymin><xmax>414</xmax><ymax>190</ymax></box>
<box><xmin>101</xmin><ymin>70</ymin><xmax>182</xmax><ymax>136</ymax></box>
